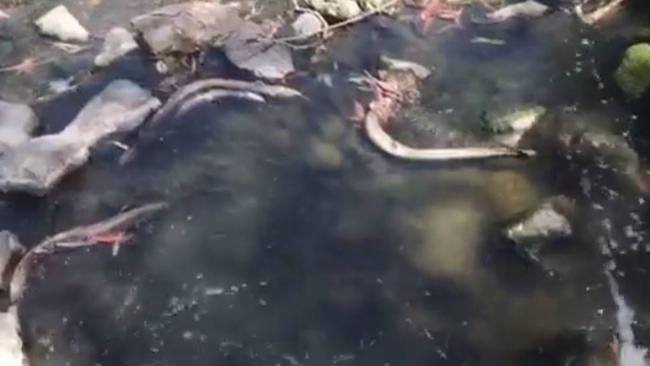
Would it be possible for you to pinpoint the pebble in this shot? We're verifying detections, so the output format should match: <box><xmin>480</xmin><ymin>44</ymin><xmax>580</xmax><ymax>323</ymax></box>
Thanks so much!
<box><xmin>35</xmin><ymin>5</ymin><xmax>89</xmax><ymax>42</ymax></box>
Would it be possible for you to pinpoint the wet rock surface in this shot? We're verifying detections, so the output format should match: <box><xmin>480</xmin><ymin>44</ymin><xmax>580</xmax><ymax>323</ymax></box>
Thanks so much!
<box><xmin>506</xmin><ymin>196</ymin><xmax>573</xmax><ymax>247</ymax></box>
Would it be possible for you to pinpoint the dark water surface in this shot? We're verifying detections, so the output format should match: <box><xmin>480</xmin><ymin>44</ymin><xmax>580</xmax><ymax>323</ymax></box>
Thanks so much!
<box><xmin>1</xmin><ymin>2</ymin><xmax>650</xmax><ymax>366</ymax></box>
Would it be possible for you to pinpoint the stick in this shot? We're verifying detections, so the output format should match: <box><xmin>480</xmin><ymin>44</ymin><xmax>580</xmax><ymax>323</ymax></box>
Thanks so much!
<box><xmin>364</xmin><ymin>111</ymin><xmax>536</xmax><ymax>161</ymax></box>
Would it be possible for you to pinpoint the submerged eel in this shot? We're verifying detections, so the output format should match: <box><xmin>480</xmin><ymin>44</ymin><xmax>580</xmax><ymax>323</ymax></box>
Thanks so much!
<box><xmin>364</xmin><ymin>110</ymin><xmax>536</xmax><ymax>161</ymax></box>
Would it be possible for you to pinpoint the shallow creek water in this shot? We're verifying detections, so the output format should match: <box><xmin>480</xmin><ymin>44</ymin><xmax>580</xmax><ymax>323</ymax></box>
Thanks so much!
<box><xmin>1</xmin><ymin>1</ymin><xmax>650</xmax><ymax>366</ymax></box>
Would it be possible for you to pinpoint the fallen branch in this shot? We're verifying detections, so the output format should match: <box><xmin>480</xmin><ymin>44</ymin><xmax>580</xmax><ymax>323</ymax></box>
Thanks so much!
<box><xmin>364</xmin><ymin>110</ymin><xmax>536</xmax><ymax>161</ymax></box>
<box><xmin>9</xmin><ymin>202</ymin><xmax>167</xmax><ymax>303</ymax></box>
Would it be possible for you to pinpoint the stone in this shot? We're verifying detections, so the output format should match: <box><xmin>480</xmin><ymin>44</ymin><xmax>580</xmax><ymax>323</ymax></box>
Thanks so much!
<box><xmin>94</xmin><ymin>27</ymin><xmax>138</xmax><ymax>67</ymax></box>
<box><xmin>615</xmin><ymin>43</ymin><xmax>650</xmax><ymax>98</ymax></box>
<box><xmin>131</xmin><ymin>2</ymin><xmax>245</xmax><ymax>55</ymax></box>
<box><xmin>0</xmin><ymin>101</ymin><xmax>38</xmax><ymax>153</ymax></box>
<box><xmin>291</xmin><ymin>12</ymin><xmax>324</xmax><ymax>39</ymax></box>
<box><xmin>304</xmin><ymin>0</ymin><xmax>362</xmax><ymax>19</ymax></box>
<box><xmin>408</xmin><ymin>199</ymin><xmax>485</xmax><ymax>280</ymax></box>
<box><xmin>35</xmin><ymin>5</ymin><xmax>89</xmax><ymax>42</ymax></box>
<box><xmin>482</xmin><ymin>171</ymin><xmax>540</xmax><ymax>222</ymax></box>
<box><xmin>224</xmin><ymin>21</ymin><xmax>294</xmax><ymax>80</ymax></box>
<box><xmin>0</xmin><ymin>80</ymin><xmax>161</xmax><ymax>195</ymax></box>
<box><xmin>506</xmin><ymin>196</ymin><xmax>573</xmax><ymax>247</ymax></box>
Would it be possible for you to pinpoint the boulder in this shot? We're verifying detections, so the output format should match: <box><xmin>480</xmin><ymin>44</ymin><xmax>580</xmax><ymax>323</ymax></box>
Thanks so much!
<box><xmin>615</xmin><ymin>43</ymin><xmax>650</xmax><ymax>98</ymax></box>
<box><xmin>35</xmin><ymin>5</ymin><xmax>89</xmax><ymax>42</ymax></box>
<box><xmin>94</xmin><ymin>27</ymin><xmax>138</xmax><ymax>67</ymax></box>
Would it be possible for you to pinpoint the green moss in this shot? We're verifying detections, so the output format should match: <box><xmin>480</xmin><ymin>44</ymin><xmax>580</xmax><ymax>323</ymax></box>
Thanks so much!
<box><xmin>615</xmin><ymin>43</ymin><xmax>650</xmax><ymax>98</ymax></box>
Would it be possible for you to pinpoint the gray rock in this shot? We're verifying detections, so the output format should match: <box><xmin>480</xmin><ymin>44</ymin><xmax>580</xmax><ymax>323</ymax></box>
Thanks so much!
<box><xmin>131</xmin><ymin>2</ymin><xmax>245</xmax><ymax>55</ymax></box>
<box><xmin>224</xmin><ymin>21</ymin><xmax>294</xmax><ymax>80</ymax></box>
<box><xmin>291</xmin><ymin>12</ymin><xmax>324</xmax><ymax>39</ymax></box>
<box><xmin>0</xmin><ymin>101</ymin><xmax>38</xmax><ymax>153</ymax></box>
<box><xmin>35</xmin><ymin>5</ymin><xmax>89</xmax><ymax>42</ymax></box>
<box><xmin>304</xmin><ymin>0</ymin><xmax>362</xmax><ymax>19</ymax></box>
<box><xmin>506</xmin><ymin>197</ymin><xmax>573</xmax><ymax>246</ymax></box>
<box><xmin>0</xmin><ymin>80</ymin><xmax>161</xmax><ymax>195</ymax></box>
<box><xmin>94</xmin><ymin>27</ymin><xmax>138</xmax><ymax>67</ymax></box>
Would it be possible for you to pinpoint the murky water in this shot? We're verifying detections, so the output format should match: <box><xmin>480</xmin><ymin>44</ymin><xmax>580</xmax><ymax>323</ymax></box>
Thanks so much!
<box><xmin>1</xmin><ymin>1</ymin><xmax>650</xmax><ymax>366</ymax></box>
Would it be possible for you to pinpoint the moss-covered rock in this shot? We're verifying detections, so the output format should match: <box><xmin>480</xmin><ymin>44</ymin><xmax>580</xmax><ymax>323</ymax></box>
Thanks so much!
<box><xmin>615</xmin><ymin>43</ymin><xmax>650</xmax><ymax>98</ymax></box>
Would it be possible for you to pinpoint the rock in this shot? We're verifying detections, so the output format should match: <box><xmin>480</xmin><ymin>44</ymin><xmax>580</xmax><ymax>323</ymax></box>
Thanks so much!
<box><xmin>94</xmin><ymin>27</ymin><xmax>138</xmax><ymax>67</ymax></box>
<box><xmin>131</xmin><ymin>2</ymin><xmax>245</xmax><ymax>55</ymax></box>
<box><xmin>506</xmin><ymin>196</ymin><xmax>573</xmax><ymax>247</ymax></box>
<box><xmin>291</xmin><ymin>12</ymin><xmax>325</xmax><ymax>39</ymax></box>
<box><xmin>482</xmin><ymin>171</ymin><xmax>540</xmax><ymax>222</ymax></box>
<box><xmin>304</xmin><ymin>0</ymin><xmax>362</xmax><ymax>19</ymax></box>
<box><xmin>0</xmin><ymin>101</ymin><xmax>38</xmax><ymax>153</ymax></box>
<box><xmin>408</xmin><ymin>199</ymin><xmax>485</xmax><ymax>280</ymax></box>
<box><xmin>615</xmin><ymin>43</ymin><xmax>650</xmax><ymax>98</ymax></box>
<box><xmin>35</xmin><ymin>5</ymin><xmax>89</xmax><ymax>42</ymax></box>
<box><xmin>0</xmin><ymin>80</ymin><xmax>161</xmax><ymax>195</ymax></box>
<box><xmin>224</xmin><ymin>21</ymin><xmax>294</xmax><ymax>80</ymax></box>
<box><xmin>482</xmin><ymin>105</ymin><xmax>546</xmax><ymax>148</ymax></box>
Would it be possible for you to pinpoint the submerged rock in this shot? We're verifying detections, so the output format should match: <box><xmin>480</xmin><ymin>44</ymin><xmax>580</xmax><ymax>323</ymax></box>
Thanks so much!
<box><xmin>35</xmin><ymin>5</ymin><xmax>89</xmax><ymax>42</ymax></box>
<box><xmin>481</xmin><ymin>105</ymin><xmax>546</xmax><ymax>148</ymax></box>
<box><xmin>131</xmin><ymin>2</ymin><xmax>245</xmax><ymax>55</ymax></box>
<box><xmin>408</xmin><ymin>198</ymin><xmax>485</xmax><ymax>280</ymax></box>
<box><xmin>291</xmin><ymin>12</ymin><xmax>325</xmax><ymax>39</ymax></box>
<box><xmin>0</xmin><ymin>80</ymin><xmax>161</xmax><ymax>195</ymax></box>
<box><xmin>94</xmin><ymin>27</ymin><xmax>138</xmax><ymax>67</ymax></box>
<box><xmin>482</xmin><ymin>171</ymin><xmax>540</xmax><ymax>222</ymax></box>
<box><xmin>308</xmin><ymin>141</ymin><xmax>343</xmax><ymax>170</ymax></box>
<box><xmin>0</xmin><ymin>101</ymin><xmax>38</xmax><ymax>153</ymax></box>
<box><xmin>615</xmin><ymin>43</ymin><xmax>650</xmax><ymax>98</ymax></box>
<box><xmin>506</xmin><ymin>196</ymin><xmax>573</xmax><ymax>249</ymax></box>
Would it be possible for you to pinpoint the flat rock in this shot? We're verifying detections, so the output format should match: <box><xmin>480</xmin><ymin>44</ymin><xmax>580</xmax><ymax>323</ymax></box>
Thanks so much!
<box><xmin>131</xmin><ymin>1</ymin><xmax>245</xmax><ymax>55</ymax></box>
<box><xmin>506</xmin><ymin>196</ymin><xmax>573</xmax><ymax>246</ymax></box>
<box><xmin>0</xmin><ymin>80</ymin><xmax>161</xmax><ymax>195</ymax></box>
<box><xmin>0</xmin><ymin>101</ymin><xmax>38</xmax><ymax>153</ymax></box>
<box><xmin>35</xmin><ymin>5</ymin><xmax>89</xmax><ymax>42</ymax></box>
<box><xmin>94</xmin><ymin>27</ymin><xmax>138</xmax><ymax>67</ymax></box>
<box><xmin>224</xmin><ymin>21</ymin><xmax>294</xmax><ymax>80</ymax></box>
